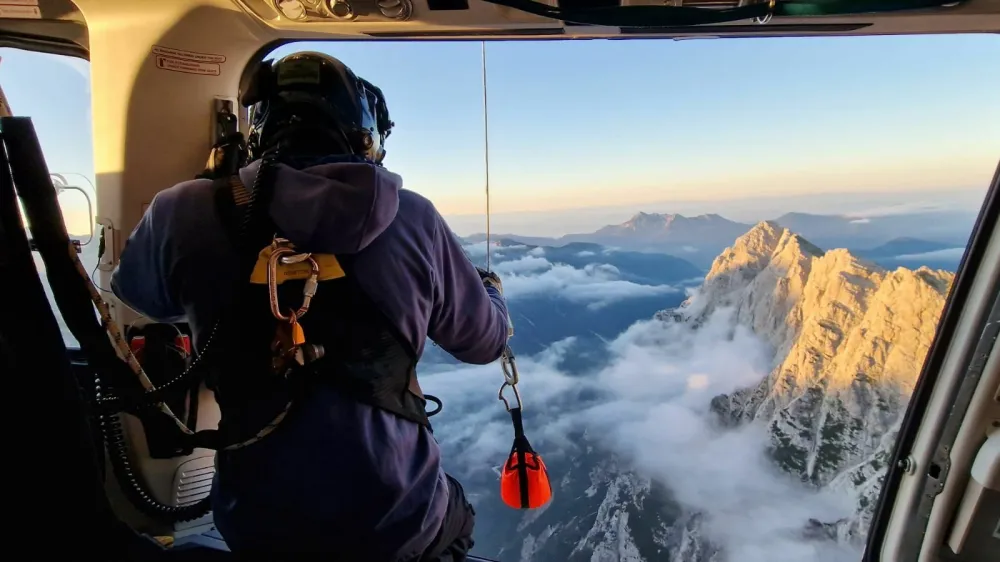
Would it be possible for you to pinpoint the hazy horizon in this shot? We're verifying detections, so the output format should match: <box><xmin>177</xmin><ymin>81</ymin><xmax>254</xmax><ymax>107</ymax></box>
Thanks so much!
<box><xmin>444</xmin><ymin>185</ymin><xmax>988</xmax><ymax>237</ymax></box>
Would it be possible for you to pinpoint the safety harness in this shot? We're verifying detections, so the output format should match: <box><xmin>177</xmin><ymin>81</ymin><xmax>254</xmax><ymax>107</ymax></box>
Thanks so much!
<box><xmin>206</xmin><ymin>172</ymin><xmax>432</xmax><ymax>450</ymax></box>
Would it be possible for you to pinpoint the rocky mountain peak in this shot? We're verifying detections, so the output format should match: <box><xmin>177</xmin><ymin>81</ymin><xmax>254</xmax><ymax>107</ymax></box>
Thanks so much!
<box><xmin>692</xmin><ymin>223</ymin><xmax>955</xmax><ymax>544</ymax></box>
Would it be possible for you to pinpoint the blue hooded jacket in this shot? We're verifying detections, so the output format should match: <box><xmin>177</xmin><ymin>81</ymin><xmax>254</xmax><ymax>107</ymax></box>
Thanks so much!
<box><xmin>111</xmin><ymin>158</ymin><xmax>509</xmax><ymax>560</ymax></box>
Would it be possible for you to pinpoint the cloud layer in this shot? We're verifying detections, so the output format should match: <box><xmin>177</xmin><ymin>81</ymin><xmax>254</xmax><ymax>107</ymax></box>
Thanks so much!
<box><xmin>422</xmin><ymin>306</ymin><xmax>860</xmax><ymax>562</ymax></box>
<box><xmin>466</xmin><ymin>246</ymin><xmax>683</xmax><ymax>310</ymax></box>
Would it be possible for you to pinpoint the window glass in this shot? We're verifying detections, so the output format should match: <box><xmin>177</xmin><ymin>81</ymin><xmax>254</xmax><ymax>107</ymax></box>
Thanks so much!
<box><xmin>1</xmin><ymin>48</ymin><xmax>96</xmax><ymax>348</ymax></box>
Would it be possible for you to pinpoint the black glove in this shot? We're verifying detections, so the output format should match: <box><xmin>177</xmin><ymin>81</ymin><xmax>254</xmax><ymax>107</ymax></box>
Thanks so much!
<box><xmin>477</xmin><ymin>267</ymin><xmax>503</xmax><ymax>294</ymax></box>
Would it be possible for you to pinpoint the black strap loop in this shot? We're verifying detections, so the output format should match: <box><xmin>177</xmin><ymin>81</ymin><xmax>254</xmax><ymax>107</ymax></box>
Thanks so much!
<box><xmin>509</xmin><ymin>406</ymin><xmax>526</xmax><ymax>441</ymax></box>
<box><xmin>507</xmin><ymin>406</ymin><xmax>537</xmax><ymax>508</ymax></box>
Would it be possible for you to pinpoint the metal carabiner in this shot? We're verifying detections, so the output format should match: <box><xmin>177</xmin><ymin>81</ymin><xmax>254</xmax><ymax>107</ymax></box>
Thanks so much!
<box><xmin>498</xmin><ymin>344</ymin><xmax>522</xmax><ymax>411</ymax></box>
<box><xmin>267</xmin><ymin>238</ymin><xmax>319</xmax><ymax>321</ymax></box>
<box><xmin>498</xmin><ymin>381</ymin><xmax>522</xmax><ymax>412</ymax></box>
<box><xmin>501</xmin><ymin>345</ymin><xmax>519</xmax><ymax>386</ymax></box>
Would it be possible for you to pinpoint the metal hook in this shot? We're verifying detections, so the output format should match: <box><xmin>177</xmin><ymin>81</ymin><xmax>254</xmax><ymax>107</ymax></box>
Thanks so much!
<box><xmin>501</xmin><ymin>345</ymin><xmax>519</xmax><ymax>386</ymax></box>
<box><xmin>498</xmin><ymin>381</ymin><xmax>522</xmax><ymax>412</ymax></box>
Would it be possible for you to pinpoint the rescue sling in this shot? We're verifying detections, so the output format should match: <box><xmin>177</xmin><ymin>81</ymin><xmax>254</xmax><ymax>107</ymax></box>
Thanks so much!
<box><xmin>497</xmin><ymin>342</ymin><xmax>552</xmax><ymax>510</ymax></box>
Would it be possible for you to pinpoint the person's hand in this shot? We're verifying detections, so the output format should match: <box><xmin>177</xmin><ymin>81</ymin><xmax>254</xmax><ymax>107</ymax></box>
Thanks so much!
<box><xmin>476</xmin><ymin>267</ymin><xmax>503</xmax><ymax>294</ymax></box>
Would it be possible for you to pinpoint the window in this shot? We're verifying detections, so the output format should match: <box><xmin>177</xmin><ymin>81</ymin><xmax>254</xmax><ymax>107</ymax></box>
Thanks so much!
<box><xmin>1</xmin><ymin>48</ymin><xmax>96</xmax><ymax>348</ymax></box>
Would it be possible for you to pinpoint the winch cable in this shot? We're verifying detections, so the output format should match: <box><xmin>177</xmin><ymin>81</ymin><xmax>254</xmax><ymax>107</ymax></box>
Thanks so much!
<box><xmin>477</xmin><ymin>44</ymin><xmax>552</xmax><ymax>510</ymax></box>
<box><xmin>482</xmin><ymin>41</ymin><xmax>492</xmax><ymax>273</ymax></box>
<box><xmin>476</xmin><ymin>0</ymin><xmax>965</xmax><ymax>28</ymax></box>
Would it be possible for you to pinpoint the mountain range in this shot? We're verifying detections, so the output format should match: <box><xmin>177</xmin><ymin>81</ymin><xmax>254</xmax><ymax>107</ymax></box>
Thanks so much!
<box><xmin>449</xmin><ymin>220</ymin><xmax>953</xmax><ymax>561</ymax></box>
<box><xmin>465</xmin><ymin>210</ymin><xmax>974</xmax><ymax>271</ymax></box>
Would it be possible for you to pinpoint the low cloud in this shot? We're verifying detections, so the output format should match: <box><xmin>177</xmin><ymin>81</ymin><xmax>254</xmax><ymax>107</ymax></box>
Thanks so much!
<box><xmin>463</xmin><ymin>240</ymin><xmax>489</xmax><ymax>258</ymax></box>
<box><xmin>498</xmin><ymin>257</ymin><xmax>680</xmax><ymax>310</ymax></box>
<box><xmin>493</xmin><ymin>255</ymin><xmax>551</xmax><ymax>275</ymax></box>
<box><xmin>423</xmin><ymin>307</ymin><xmax>859</xmax><ymax>562</ymax></box>
<box><xmin>893</xmin><ymin>247</ymin><xmax>966</xmax><ymax>262</ymax></box>
<box><xmin>843</xmin><ymin>201</ymin><xmax>942</xmax><ymax>220</ymax></box>
<box><xmin>681</xmin><ymin>245</ymin><xmax>699</xmax><ymax>253</ymax></box>
<box><xmin>460</xmin><ymin>244</ymin><xmax>681</xmax><ymax>310</ymax></box>
<box><xmin>576</xmin><ymin>250</ymin><xmax>596</xmax><ymax>257</ymax></box>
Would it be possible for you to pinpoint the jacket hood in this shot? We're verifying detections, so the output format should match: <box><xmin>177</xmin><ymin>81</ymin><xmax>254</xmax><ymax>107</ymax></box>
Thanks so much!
<box><xmin>238</xmin><ymin>157</ymin><xmax>402</xmax><ymax>254</ymax></box>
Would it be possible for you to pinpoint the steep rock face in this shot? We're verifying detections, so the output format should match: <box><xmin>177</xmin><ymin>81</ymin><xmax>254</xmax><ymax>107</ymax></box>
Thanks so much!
<box><xmin>467</xmin><ymin>220</ymin><xmax>953</xmax><ymax>561</ymax></box>
<box><xmin>697</xmin><ymin>221</ymin><xmax>953</xmax><ymax>539</ymax></box>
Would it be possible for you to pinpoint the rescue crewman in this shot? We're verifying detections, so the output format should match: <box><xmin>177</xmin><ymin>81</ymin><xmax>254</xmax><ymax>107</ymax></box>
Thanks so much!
<box><xmin>111</xmin><ymin>51</ymin><xmax>509</xmax><ymax>561</ymax></box>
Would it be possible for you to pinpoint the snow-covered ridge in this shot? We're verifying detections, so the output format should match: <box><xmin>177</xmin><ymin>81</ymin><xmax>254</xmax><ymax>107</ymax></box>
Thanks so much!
<box><xmin>684</xmin><ymin>220</ymin><xmax>954</xmax><ymax>542</ymax></box>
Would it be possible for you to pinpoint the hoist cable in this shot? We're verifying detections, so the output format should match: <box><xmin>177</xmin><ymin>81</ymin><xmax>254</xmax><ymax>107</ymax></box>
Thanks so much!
<box><xmin>482</xmin><ymin>41</ymin><xmax>492</xmax><ymax>272</ymax></box>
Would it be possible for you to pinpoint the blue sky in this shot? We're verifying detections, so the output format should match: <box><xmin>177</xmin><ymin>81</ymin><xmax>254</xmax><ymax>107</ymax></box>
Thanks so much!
<box><xmin>2</xmin><ymin>34</ymin><xmax>998</xmax><ymax>236</ymax></box>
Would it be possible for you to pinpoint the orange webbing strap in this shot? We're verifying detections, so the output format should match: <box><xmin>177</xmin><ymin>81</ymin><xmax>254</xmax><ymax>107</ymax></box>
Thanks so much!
<box><xmin>500</xmin><ymin>407</ymin><xmax>552</xmax><ymax>509</ymax></box>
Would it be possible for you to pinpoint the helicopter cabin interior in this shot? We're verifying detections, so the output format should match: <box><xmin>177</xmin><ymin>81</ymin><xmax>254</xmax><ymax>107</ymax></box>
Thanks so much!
<box><xmin>0</xmin><ymin>0</ymin><xmax>998</xmax><ymax>560</ymax></box>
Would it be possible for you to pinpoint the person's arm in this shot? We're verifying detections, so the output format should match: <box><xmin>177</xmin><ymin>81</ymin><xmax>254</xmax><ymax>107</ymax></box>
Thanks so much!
<box><xmin>110</xmin><ymin>190</ymin><xmax>186</xmax><ymax>323</ymax></box>
<box><xmin>427</xmin><ymin>213</ymin><xmax>509</xmax><ymax>365</ymax></box>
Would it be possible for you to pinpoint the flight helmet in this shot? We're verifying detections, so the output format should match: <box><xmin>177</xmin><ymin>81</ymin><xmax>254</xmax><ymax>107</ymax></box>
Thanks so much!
<box><xmin>241</xmin><ymin>51</ymin><xmax>393</xmax><ymax>163</ymax></box>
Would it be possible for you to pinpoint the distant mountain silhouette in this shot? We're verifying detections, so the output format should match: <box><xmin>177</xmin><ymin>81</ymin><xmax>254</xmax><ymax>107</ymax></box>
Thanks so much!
<box><xmin>463</xmin><ymin>208</ymin><xmax>975</xmax><ymax>272</ymax></box>
<box><xmin>854</xmin><ymin>237</ymin><xmax>966</xmax><ymax>272</ymax></box>
<box><xmin>773</xmin><ymin>211</ymin><xmax>975</xmax><ymax>251</ymax></box>
<box><xmin>465</xmin><ymin>212</ymin><xmax>750</xmax><ymax>268</ymax></box>
<box><xmin>855</xmin><ymin>237</ymin><xmax>955</xmax><ymax>259</ymax></box>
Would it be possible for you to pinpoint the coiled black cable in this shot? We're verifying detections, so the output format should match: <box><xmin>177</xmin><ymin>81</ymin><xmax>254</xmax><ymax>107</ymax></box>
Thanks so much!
<box><xmin>96</xmin><ymin>381</ymin><xmax>212</xmax><ymax>521</ymax></box>
<box><xmin>97</xmin><ymin>151</ymin><xmax>280</xmax><ymax>522</ymax></box>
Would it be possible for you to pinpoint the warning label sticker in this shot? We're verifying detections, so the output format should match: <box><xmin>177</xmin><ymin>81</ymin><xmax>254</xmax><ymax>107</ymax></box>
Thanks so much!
<box><xmin>0</xmin><ymin>4</ymin><xmax>41</xmax><ymax>19</ymax></box>
<box><xmin>152</xmin><ymin>45</ymin><xmax>226</xmax><ymax>64</ymax></box>
<box><xmin>155</xmin><ymin>56</ymin><xmax>220</xmax><ymax>76</ymax></box>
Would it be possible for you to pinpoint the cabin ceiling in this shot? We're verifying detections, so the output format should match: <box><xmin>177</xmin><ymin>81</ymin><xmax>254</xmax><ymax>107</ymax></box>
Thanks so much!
<box><xmin>0</xmin><ymin>0</ymin><xmax>998</xmax><ymax>58</ymax></box>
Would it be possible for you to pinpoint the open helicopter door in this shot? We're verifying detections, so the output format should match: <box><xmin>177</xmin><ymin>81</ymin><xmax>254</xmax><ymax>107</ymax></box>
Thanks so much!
<box><xmin>0</xmin><ymin>109</ymin><xmax>234</xmax><ymax>561</ymax></box>
<box><xmin>0</xmin><ymin>3</ymin><xmax>227</xmax><ymax>548</ymax></box>
<box><xmin>864</xmin><ymin>155</ymin><xmax>1000</xmax><ymax>562</ymax></box>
